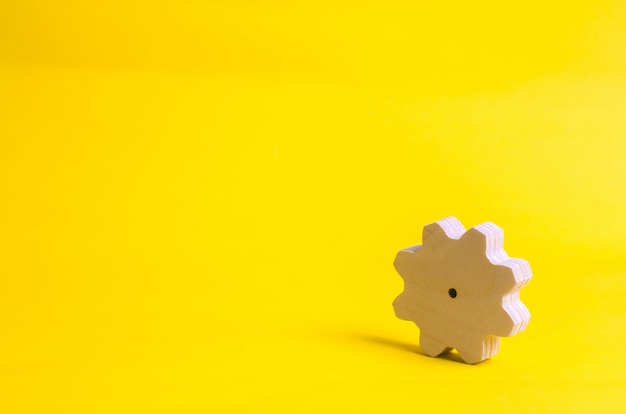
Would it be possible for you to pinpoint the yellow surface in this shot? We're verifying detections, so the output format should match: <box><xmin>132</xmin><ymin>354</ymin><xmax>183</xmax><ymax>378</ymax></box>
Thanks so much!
<box><xmin>1</xmin><ymin>1</ymin><xmax>626</xmax><ymax>412</ymax></box>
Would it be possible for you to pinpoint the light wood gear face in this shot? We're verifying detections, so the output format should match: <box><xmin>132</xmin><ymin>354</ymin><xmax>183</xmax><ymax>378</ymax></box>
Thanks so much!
<box><xmin>393</xmin><ymin>217</ymin><xmax>531</xmax><ymax>364</ymax></box>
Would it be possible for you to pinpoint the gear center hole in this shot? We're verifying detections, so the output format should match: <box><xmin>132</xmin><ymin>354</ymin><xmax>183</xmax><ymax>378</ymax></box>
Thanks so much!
<box><xmin>448</xmin><ymin>288</ymin><xmax>457</xmax><ymax>298</ymax></box>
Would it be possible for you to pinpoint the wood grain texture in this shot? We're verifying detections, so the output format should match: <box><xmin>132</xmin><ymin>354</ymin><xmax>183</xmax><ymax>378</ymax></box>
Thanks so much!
<box><xmin>393</xmin><ymin>217</ymin><xmax>531</xmax><ymax>364</ymax></box>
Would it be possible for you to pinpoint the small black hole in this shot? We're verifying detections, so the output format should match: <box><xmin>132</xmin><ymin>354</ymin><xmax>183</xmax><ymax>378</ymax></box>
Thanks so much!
<box><xmin>448</xmin><ymin>288</ymin><xmax>457</xmax><ymax>298</ymax></box>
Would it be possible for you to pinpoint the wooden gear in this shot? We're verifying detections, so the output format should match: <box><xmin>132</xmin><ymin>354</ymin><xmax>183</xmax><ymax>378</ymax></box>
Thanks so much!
<box><xmin>393</xmin><ymin>217</ymin><xmax>531</xmax><ymax>364</ymax></box>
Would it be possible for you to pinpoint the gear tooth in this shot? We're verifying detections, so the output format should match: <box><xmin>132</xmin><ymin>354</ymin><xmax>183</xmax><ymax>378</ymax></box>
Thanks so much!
<box><xmin>495</xmin><ymin>265</ymin><xmax>517</xmax><ymax>292</ymax></box>
<box><xmin>461</xmin><ymin>223</ymin><xmax>510</xmax><ymax>266</ymax></box>
<box><xmin>464</xmin><ymin>222</ymin><xmax>504</xmax><ymax>251</ymax></box>
<box><xmin>503</xmin><ymin>258</ymin><xmax>532</xmax><ymax>286</ymax></box>
<box><xmin>495</xmin><ymin>259</ymin><xmax>532</xmax><ymax>292</ymax></box>
<box><xmin>420</xmin><ymin>332</ymin><xmax>449</xmax><ymax>357</ymax></box>
<box><xmin>457</xmin><ymin>227</ymin><xmax>488</xmax><ymax>255</ymax></box>
<box><xmin>498</xmin><ymin>292</ymin><xmax>531</xmax><ymax>336</ymax></box>
<box><xmin>393</xmin><ymin>245</ymin><xmax>421</xmax><ymax>279</ymax></box>
<box><xmin>422</xmin><ymin>216</ymin><xmax>465</xmax><ymax>244</ymax></box>
<box><xmin>457</xmin><ymin>336</ymin><xmax>499</xmax><ymax>364</ymax></box>
<box><xmin>492</xmin><ymin>261</ymin><xmax>532</xmax><ymax>337</ymax></box>
<box><xmin>509</xmin><ymin>300</ymin><xmax>531</xmax><ymax>334</ymax></box>
<box><xmin>392</xmin><ymin>292</ymin><xmax>414</xmax><ymax>321</ymax></box>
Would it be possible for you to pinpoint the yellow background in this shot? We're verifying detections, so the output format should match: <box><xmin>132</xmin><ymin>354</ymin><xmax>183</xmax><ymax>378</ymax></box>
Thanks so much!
<box><xmin>1</xmin><ymin>1</ymin><xmax>626</xmax><ymax>412</ymax></box>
